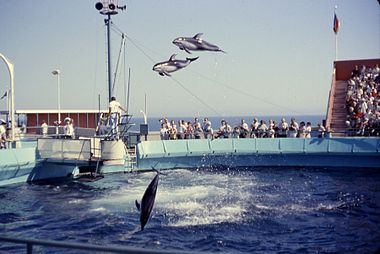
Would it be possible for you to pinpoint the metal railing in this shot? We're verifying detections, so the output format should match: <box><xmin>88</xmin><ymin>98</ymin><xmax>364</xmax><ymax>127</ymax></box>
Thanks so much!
<box><xmin>325</xmin><ymin>68</ymin><xmax>336</xmax><ymax>129</ymax></box>
<box><xmin>0</xmin><ymin>235</ymin><xmax>210</xmax><ymax>254</ymax></box>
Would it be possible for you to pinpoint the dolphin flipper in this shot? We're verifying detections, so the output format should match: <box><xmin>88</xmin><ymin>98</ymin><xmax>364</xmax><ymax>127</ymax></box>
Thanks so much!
<box><xmin>163</xmin><ymin>71</ymin><xmax>171</xmax><ymax>77</ymax></box>
<box><xmin>184</xmin><ymin>48</ymin><xmax>192</xmax><ymax>54</ymax></box>
<box><xmin>186</xmin><ymin>57</ymin><xmax>199</xmax><ymax>62</ymax></box>
<box><xmin>135</xmin><ymin>200</ymin><xmax>141</xmax><ymax>211</ymax></box>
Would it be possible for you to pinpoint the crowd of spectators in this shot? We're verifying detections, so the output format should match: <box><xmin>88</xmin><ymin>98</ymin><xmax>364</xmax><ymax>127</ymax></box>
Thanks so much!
<box><xmin>345</xmin><ymin>64</ymin><xmax>380</xmax><ymax>136</ymax></box>
<box><xmin>158</xmin><ymin>117</ymin><xmax>328</xmax><ymax>140</ymax></box>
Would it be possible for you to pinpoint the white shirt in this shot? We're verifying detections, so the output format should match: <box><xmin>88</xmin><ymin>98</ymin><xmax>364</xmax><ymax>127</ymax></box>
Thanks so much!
<box><xmin>109</xmin><ymin>100</ymin><xmax>122</xmax><ymax>114</ymax></box>
<box><xmin>64</xmin><ymin>123</ymin><xmax>75</xmax><ymax>137</ymax></box>
<box><xmin>0</xmin><ymin>125</ymin><xmax>6</xmax><ymax>139</ymax></box>
<box><xmin>41</xmin><ymin>123</ymin><xmax>48</xmax><ymax>135</ymax></box>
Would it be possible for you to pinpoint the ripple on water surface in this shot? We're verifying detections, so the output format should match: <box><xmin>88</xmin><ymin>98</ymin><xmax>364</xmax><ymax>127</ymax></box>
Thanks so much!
<box><xmin>1</xmin><ymin>167</ymin><xmax>380</xmax><ymax>253</ymax></box>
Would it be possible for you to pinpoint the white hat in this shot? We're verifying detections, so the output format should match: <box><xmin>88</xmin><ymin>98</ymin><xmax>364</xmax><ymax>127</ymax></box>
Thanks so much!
<box><xmin>0</xmin><ymin>119</ymin><xmax>5</xmax><ymax>124</ymax></box>
<box><xmin>64</xmin><ymin>117</ymin><xmax>72</xmax><ymax>122</ymax></box>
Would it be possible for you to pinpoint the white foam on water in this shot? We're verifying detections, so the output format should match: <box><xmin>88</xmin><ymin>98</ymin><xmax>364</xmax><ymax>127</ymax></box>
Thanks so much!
<box><xmin>89</xmin><ymin>207</ymin><xmax>108</xmax><ymax>213</ymax></box>
<box><xmin>68</xmin><ymin>199</ymin><xmax>86</xmax><ymax>204</ymax></box>
<box><xmin>90</xmin><ymin>169</ymin><xmax>253</xmax><ymax>227</ymax></box>
<box><xmin>167</xmin><ymin>203</ymin><xmax>246</xmax><ymax>227</ymax></box>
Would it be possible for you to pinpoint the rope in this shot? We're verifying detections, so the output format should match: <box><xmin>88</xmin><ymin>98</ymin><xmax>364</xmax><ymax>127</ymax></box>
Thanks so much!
<box><xmin>170</xmin><ymin>77</ymin><xmax>222</xmax><ymax>117</ymax></box>
<box><xmin>110</xmin><ymin>24</ymin><xmax>299</xmax><ymax>115</ymax></box>
<box><xmin>112</xmin><ymin>34</ymin><xmax>126</xmax><ymax>94</ymax></box>
<box><xmin>186</xmin><ymin>69</ymin><xmax>301</xmax><ymax>114</ymax></box>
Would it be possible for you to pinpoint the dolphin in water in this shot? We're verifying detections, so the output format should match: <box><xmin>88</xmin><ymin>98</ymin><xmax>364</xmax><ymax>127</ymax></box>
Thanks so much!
<box><xmin>152</xmin><ymin>54</ymin><xmax>199</xmax><ymax>76</ymax></box>
<box><xmin>172</xmin><ymin>33</ymin><xmax>226</xmax><ymax>54</ymax></box>
<box><xmin>135</xmin><ymin>171</ymin><xmax>160</xmax><ymax>230</ymax></box>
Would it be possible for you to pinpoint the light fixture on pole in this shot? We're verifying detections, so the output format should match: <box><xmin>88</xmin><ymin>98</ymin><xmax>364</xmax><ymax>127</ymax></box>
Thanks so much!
<box><xmin>52</xmin><ymin>69</ymin><xmax>61</xmax><ymax>135</ymax></box>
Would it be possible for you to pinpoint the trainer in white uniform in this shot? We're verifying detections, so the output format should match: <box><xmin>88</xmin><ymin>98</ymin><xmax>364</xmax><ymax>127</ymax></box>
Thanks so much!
<box><xmin>108</xmin><ymin>96</ymin><xmax>127</xmax><ymax>139</ymax></box>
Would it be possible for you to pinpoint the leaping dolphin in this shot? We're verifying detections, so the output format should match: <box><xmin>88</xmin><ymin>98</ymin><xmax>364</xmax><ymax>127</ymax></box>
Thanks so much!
<box><xmin>152</xmin><ymin>54</ymin><xmax>199</xmax><ymax>76</ymax></box>
<box><xmin>135</xmin><ymin>171</ymin><xmax>160</xmax><ymax>231</ymax></box>
<box><xmin>172</xmin><ymin>33</ymin><xmax>226</xmax><ymax>54</ymax></box>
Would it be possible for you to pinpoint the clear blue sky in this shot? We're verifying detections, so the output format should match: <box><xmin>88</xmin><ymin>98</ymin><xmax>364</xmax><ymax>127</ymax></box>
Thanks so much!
<box><xmin>0</xmin><ymin>0</ymin><xmax>379</xmax><ymax>118</ymax></box>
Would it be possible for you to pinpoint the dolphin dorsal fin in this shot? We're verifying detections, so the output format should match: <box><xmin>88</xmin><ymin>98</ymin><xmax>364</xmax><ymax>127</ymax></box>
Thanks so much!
<box><xmin>135</xmin><ymin>200</ymin><xmax>141</xmax><ymax>211</ymax></box>
<box><xmin>193</xmin><ymin>33</ymin><xmax>203</xmax><ymax>40</ymax></box>
<box><xmin>169</xmin><ymin>54</ymin><xmax>177</xmax><ymax>61</ymax></box>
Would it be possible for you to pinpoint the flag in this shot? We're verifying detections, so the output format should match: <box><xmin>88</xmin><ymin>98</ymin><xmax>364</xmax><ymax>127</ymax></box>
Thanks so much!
<box><xmin>333</xmin><ymin>13</ymin><xmax>340</xmax><ymax>34</ymax></box>
<box><xmin>0</xmin><ymin>91</ymin><xmax>7</xmax><ymax>100</ymax></box>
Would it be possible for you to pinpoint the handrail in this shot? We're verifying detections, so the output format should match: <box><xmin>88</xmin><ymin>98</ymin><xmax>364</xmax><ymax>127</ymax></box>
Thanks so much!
<box><xmin>0</xmin><ymin>235</ymin><xmax>211</xmax><ymax>254</ymax></box>
<box><xmin>325</xmin><ymin>68</ymin><xmax>337</xmax><ymax>129</ymax></box>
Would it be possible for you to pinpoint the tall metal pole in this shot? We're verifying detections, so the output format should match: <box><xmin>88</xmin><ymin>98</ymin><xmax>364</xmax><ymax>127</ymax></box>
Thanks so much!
<box><xmin>106</xmin><ymin>14</ymin><xmax>112</xmax><ymax>102</ymax></box>
<box><xmin>126</xmin><ymin>68</ymin><xmax>131</xmax><ymax>114</ymax></box>
<box><xmin>52</xmin><ymin>70</ymin><xmax>61</xmax><ymax>134</ymax></box>
<box><xmin>0</xmin><ymin>53</ymin><xmax>15</xmax><ymax>141</ymax></box>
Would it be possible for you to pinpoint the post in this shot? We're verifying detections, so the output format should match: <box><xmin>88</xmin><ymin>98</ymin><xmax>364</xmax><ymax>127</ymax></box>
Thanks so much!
<box><xmin>335</xmin><ymin>33</ymin><xmax>338</xmax><ymax>61</ymax></box>
<box><xmin>333</xmin><ymin>5</ymin><xmax>339</xmax><ymax>61</ymax></box>
<box><xmin>126</xmin><ymin>68</ymin><xmax>131</xmax><ymax>114</ymax></box>
<box><xmin>106</xmin><ymin>14</ymin><xmax>112</xmax><ymax>102</ymax></box>
<box><xmin>52</xmin><ymin>70</ymin><xmax>61</xmax><ymax>135</ymax></box>
<box><xmin>0</xmin><ymin>53</ymin><xmax>15</xmax><ymax>141</ymax></box>
<box><xmin>144</xmin><ymin>92</ymin><xmax>147</xmax><ymax>124</ymax></box>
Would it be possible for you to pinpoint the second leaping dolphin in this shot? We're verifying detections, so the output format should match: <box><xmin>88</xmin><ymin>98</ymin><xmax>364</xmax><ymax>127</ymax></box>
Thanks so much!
<box><xmin>152</xmin><ymin>54</ymin><xmax>199</xmax><ymax>77</ymax></box>
<box><xmin>172</xmin><ymin>33</ymin><xmax>226</xmax><ymax>54</ymax></box>
<box><xmin>135</xmin><ymin>171</ymin><xmax>160</xmax><ymax>231</ymax></box>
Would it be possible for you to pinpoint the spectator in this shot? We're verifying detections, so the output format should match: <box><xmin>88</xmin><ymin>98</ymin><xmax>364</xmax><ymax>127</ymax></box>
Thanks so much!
<box><xmin>41</xmin><ymin>120</ymin><xmax>48</xmax><ymax>137</ymax></box>
<box><xmin>0</xmin><ymin>119</ymin><xmax>7</xmax><ymax>149</ymax></box>
<box><xmin>250</xmin><ymin>118</ymin><xmax>259</xmax><ymax>138</ymax></box>
<box><xmin>288</xmin><ymin>118</ymin><xmax>298</xmax><ymax>138</ymax></box>
<box><xmin>305</xmin><ymin>122</ymin><xmax>312</xmax><ymax>138</ymax></box>
<box><xmin>185</xmin><ymin>122</ymin><xmax>194</xmax><ymax>139</ymax></box>
<box><xmin>202</xmin><ymin>118</ymin><xmax>213</xmax><ymax>139</ymax></box>
<box><xmin>239</xmin><ymin>119</ymin><xmax>249</xmax><ymax>138</ymax></box>
<box><xmin>257</xmin><ymin>120</ymin><xmax>268</xmax><ymax>138</ymax></box>
<box><xmin>279</xmin><ymin>118</ymin><xmax>288</xmax><ymax>137</ymax></box>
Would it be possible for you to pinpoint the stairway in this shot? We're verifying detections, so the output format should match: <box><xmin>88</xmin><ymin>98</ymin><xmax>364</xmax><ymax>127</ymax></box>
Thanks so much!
<box><xmin>329</xmin><ymin>80</ymin><xmax>348</xmax><ymax>137</ymax></box>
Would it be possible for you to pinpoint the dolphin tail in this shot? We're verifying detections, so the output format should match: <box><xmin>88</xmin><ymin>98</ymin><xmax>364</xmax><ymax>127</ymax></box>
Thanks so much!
<box><xmin>186</xmin><ymin>57</ymin><xmax>199</xmax><ymax>62</ymax></box>
<box><xmin>135</xmin><ymin>200</ymin><xmax>141</xmax><ymax>211</ymax></box>
<box><xmin>151</xmin><ymin>167</ymin><xmax>168</xmax><ymax>176</ymax></box>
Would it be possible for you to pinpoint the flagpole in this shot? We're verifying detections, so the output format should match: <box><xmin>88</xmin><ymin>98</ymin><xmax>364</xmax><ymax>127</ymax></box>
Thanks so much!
<box><xmin>334</xmin><ymin>5</ymin><xmax>338</xmax><ymax>61</ymax></box>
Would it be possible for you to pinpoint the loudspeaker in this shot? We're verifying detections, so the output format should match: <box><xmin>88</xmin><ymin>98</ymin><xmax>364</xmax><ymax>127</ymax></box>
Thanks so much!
<box><xmin>109</xmin><ymin>3</ymin><xmax>116</xmax><ymax>10</ymax></box>
<box><xmin>95</xmin><ymin>2</ymin><xmax>103</xmax><ymax>10</ymax></box>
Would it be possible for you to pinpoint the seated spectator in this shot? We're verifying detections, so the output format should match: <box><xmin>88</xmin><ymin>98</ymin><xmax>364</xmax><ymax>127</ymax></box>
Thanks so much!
<box><xmin>345</xmin><ymin>64</ymin><xmax>380</xmax><ymax>136</ymax></box>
